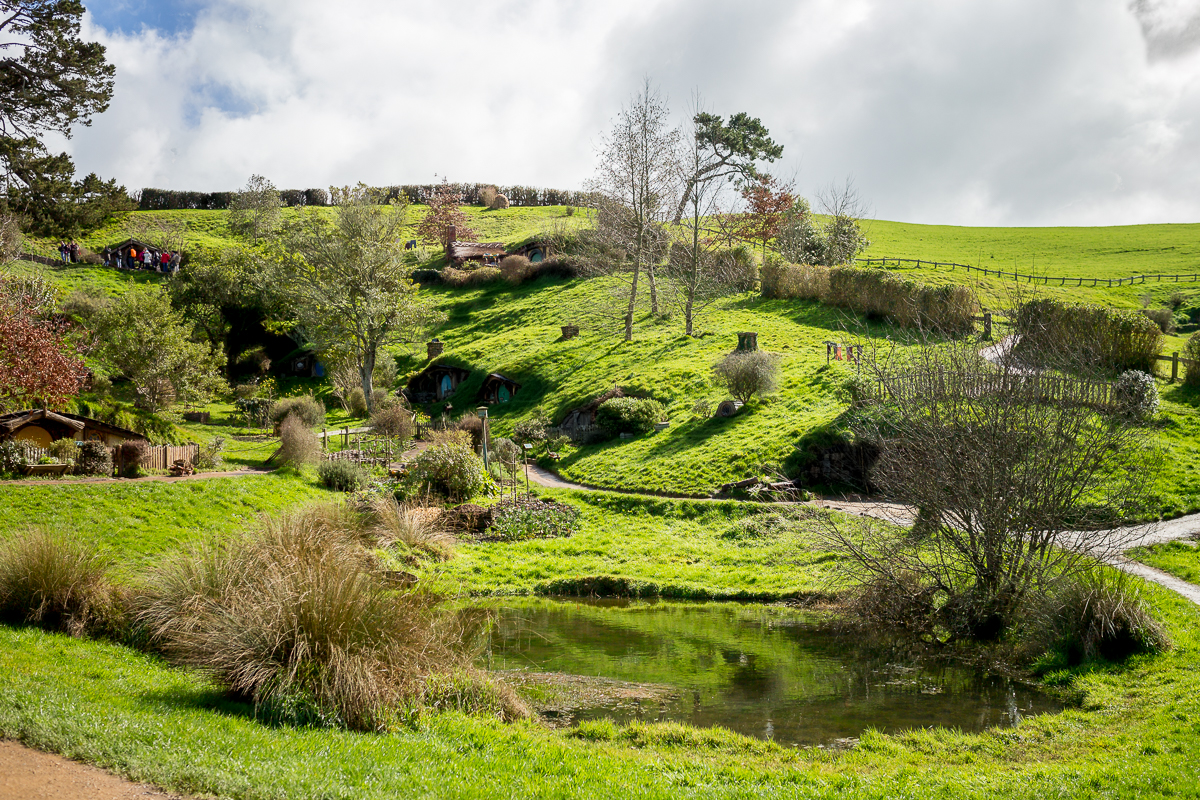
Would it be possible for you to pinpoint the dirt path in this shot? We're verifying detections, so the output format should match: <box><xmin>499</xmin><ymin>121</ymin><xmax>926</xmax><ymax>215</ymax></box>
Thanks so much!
<box><xmin>0</xmin><ymin>740</ymin><xmax>187</xmax><ymax>799</ymax></box>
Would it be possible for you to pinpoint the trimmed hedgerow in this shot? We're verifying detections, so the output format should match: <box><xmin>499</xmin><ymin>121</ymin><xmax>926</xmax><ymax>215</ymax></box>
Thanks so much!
<box><xmin>1015</xmin><ymin>299</ymin><xmax>1163</xmax><ymax>373</ymax></box>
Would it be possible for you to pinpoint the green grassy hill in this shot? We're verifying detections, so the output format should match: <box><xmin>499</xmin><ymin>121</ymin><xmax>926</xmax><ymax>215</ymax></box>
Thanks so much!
<box><xmin>10</xmin><ymin>207</ymin><xmax>1200</xmax><ymax>512</ymax></box>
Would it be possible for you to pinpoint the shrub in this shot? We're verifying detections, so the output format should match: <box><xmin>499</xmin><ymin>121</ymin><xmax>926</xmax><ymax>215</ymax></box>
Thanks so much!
<box><xmin>456</xmin><ymin>414</ymin><xmax>486</xmax><ymax>449</ymax></box>
<box><xmin>47</xmin><ymin>438</ymin><xmax>77</xmax><ymax>463</ymax></box>
<box><xmin>270</xmin><ymin>395</ymin><xmax>326</xmax><ymax>429</ymax></box>
<box><xmin>1028</xmin><ymin>569</ymin><xmax>1169</xmax><ymax>664</ymax></box>
<box><xmin>691</xmin><ymin>400</ymin><xmax>711</xmax><ymax>419</ymax></box>
<box><xmin>195</xmin><ymin>437</ymin><xmax>225</xmax><ymax>470</ymax></box>
<box><xmin>0</xmin><ymin>440</ymin><xmax>37</xmax><ymax>474</ymax></box>
<box><xmin>368</xmin><ymin>497</ymin><xmax>454</xmax><ymax>562</ymax></box>
<box><xmin>1141</xmin><ymin>307</ymin><xmax>1176</xmax><ymax>334</ymax></box>
<box><xmin>408</xmin><ymin>441</ymin><xmax>488</xmax><ymax>501</ymax></box>
<box><xmin>490</xmin><ymin>193</ymin><xmax>509</xmax><ymax>210</ymax></box>
<box><xmin>486</xmin><ymin>496</ymin><xmax>580</xmax><ymax>541</ymax></box>
<box><xmin>713</xmin><ymin>351</ymin><xmax>781</xmax><ymax>404</ymax></box>
<box><xmin>74</xmin><ymin>441</ymin><xmax>112</xmax><ymax>476</ymax></box>
<box><xmin>595</xmin><ymin>397</ymin><xmax>666</xmax><ymax>436</ymax></box>
<box><xmin>1185</xmin><ymin>332</ymin><xmax>1200</xmax><ymax>387</ymax></box>
<box><xmin>345</xmin><ymin>387</ymin><xmax>369</xmax><ymax>418</ymax></box>
<box><xmin>512</xmin><ymin>413</ymin><xmax>549</xmax><ymax>446</ymax></box>
<box><xmin>369</xmin><ymin>404</ymin><xmax>414</xmax><ymax>441</ymax></box>
<box><xmin>118</xmin><ymin>440</ymin><xmax>150</xmax><ymax>477</ymax></box>
<box><xmin>319</xmin><ymin>460</ymin><xmax>370</xmax><ymax>492</ymax></box>
<box><xmin>136</xmin><ymin>505</ymin><xmax>515</xmax><ymax>731</ymax></box>
<box><xmin>1014</xmin><ymin>299</ymin><xmax>1163</xmax><ymax>373</ymax></box>
<box><xmin>441</xmin><ymin>266</ymin><xmax>501</xmax><ymax>288</ymax></box>
<box><xmin>0</xmin><ymin>528</ymin><xmax>112</xmax><ymax>635</ymax></box>
<box><xmin>1112</xmin><ymin>370</ymin><xmax>1159</xmax><ymax>420</ymax></box>
<box><xmin>479</xmin><ymin>185</ymin><xmax>498</xmax><ymax>208</ymax></box>
<box><xmin>499</xmin><ymin>255</ymin><xmax>532</xmax><ymax>283</ymax></box>
<box><xmin>760</xmin><ymin>260</ymin><xmax>828</xmax><ymax>301</ymax></box>
<box><xmin>277</xmin><ymin>414</ymin><xmax>320</xmax><ymax>468</ymax></box>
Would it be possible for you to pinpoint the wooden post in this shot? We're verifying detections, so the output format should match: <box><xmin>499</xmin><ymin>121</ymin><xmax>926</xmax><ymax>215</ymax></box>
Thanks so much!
<box><xmin>322</xmin><ymin>428</ymin><xmax>327</xmax><ymax>450</ymax></box>
<box><xmin>1172</xmin><ymin>352</ymin><xmax>1180</xmax><ymax>383</ymax></box>
<box><xmin>343</xmin><ymin>427</ymin><xmax>349</xmax><ymax>450</ymax></box>
<box><xmin>983</xmin><ymin>312</ymin><xmax>992</xmax><ymax>339</ymax></box>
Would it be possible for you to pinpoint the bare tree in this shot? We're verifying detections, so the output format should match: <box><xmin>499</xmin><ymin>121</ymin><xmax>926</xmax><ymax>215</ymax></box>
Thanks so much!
<box><xmin>820</xmin><ymin>338</ymin><xmax>1161</xmax><ymax>641</ymax></box>
<box><xmin>262</xmin><ymin>185</ymin><xmax>444</xmax><ymax>414</ymax></box>
<box><xmin>587</xmin><ymin>79</ymin><xmax>679</xmax><ymax>340</ymax></box>
<box><xmin>229</xmin><ymin>174</ymin><xmax>282</xmax><ymax>244</ymax></box>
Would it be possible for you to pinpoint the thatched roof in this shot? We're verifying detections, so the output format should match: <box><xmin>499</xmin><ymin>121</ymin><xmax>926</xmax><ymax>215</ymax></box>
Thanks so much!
<box><xmin>447</xmin><ymin>241</ymin><xmax>507</xmax><ymax>261</ymax></box>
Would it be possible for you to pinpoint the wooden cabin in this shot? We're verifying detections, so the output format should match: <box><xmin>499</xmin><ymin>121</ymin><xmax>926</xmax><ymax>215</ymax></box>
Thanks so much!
<box><xmin>479</xmin><ymin>373</ymin><xmax>520</xmax><ymax>405</ymax></box>
<box><xmin>0</xmin><ymin>409</ymin><xmax>145</xmax><ymax>448</ymax></box>
<box><xmin>406</xmin><ymin>364</ymin><xmax>472</xmax><ymax>404</ymax></box>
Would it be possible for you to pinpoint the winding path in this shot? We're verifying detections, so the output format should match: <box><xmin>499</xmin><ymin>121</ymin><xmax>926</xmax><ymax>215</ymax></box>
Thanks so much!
<box><xmin>528</xmin><ymin>465</ymin><xmax>1200</xmax><ymax>604</ymax></box>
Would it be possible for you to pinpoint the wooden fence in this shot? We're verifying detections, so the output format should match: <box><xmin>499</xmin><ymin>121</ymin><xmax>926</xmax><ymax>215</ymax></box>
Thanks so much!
<box><xmin>871</xmin><ymin>371</ymin><xmax>1119</xmax><ymax>411</ymax></box>
<box><xmin>856</xmin><ymin>256</ymin><xmax>1200</xmax><ymax>288</ymax></box>
<box><xmin>111</xmin><ymin>443</ymin><xmax>200</xmax><ymax>475</ymax></box>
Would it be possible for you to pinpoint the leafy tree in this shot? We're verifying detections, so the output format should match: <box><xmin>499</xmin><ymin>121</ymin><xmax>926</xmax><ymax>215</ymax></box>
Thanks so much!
<box><xmin>778</xmin><ymin>181</ymin><xmax>870</xmax><ymax>266</ymax></box>
<box><xmin>415</xmin><ymin>179</ymin><xmax>476</xmax><ymax>249</ymax></box>
<box><xmin>228</xmin><ymin>174</ymin><xmax>282</xmax><ymax>243</ymax></box>
<box><xmin>668</xmin><ymin>96</ymin><xmax>746</xmax><ymax>337</ymax></box>
<box><xmin>737</xmin><ymin>174</ymin><xmax>793</xmax><ymax>260</ymax></box>
<box><xmin>0</xmin><ymin>137</ymin><xmax>133</xmax><ymax>236</ymax></box>
<box><xmin>672</xmin><ymin>111</ymin><xmax>783</xmax><ymax>224</ymax></box>
<box><xmin>263</xmin><ymin>185</ymin><xmax>444</xmax><ymax>414</ymax></box>
<box><xmin>94</xmin><ymin>286</ymin><xmax>225</xmax><ymax>411</ymax></box>
<box><xmin>0</xmin><ymin>272</ymin><xmax>86</xmax><ymax>411</ymax></box>
<box><xmin>0</xmin><ymin>2</ymin><xmax>128</xmax><ymax>237</ymax></box>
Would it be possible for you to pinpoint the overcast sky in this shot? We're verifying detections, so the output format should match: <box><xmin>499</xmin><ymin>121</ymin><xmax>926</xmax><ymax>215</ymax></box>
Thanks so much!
<box><xmin>59</xmin><ymin>0</ymin><xmax>1200</xmax><ymax>226</ymax></box>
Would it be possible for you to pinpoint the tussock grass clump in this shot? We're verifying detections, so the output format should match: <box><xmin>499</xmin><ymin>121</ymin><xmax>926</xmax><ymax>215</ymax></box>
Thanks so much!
<box><xmin>1028</xmin><ymin>569</ymin><xmax>1170</xmax><ymax>665</ymax></box>
<box><xmin>499</xmin><ymin>255</ymin><xmax>531</xmax><ymax>283</ymax></box>
<box><xmin>138</xmin><ymin>503</ymin><xmax>522</xmax><ymax>731</ymax></box>
<box><xmin>277</xmin><ymin>414</ymin><xmax>321</xmax><ymax>468</ymax></box>
<box><xmin>442</xmin><ymin>266</ymin><xmax>501</xmax><ymax>288</ymax></box>
<box><xmin>368</xmin><ymin>497</ymin><xmax>454</xmax><ymax>562</ymax></box>
<box><xmin>0</xmin><ymin>528</ymin><xmax>113</xmax><ymax>635</ymax></box>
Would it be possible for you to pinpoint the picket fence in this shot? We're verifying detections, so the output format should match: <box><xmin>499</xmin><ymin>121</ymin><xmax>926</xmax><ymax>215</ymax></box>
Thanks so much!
<box><xmin>871</xmin><ymin>371</ymin><xmax>1119</xmax><ymax>411</ymax></box>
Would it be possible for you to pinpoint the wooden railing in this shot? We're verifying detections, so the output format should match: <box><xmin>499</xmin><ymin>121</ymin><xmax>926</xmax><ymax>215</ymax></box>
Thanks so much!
<box><xmin>856</xmin><ymin>256</ymin><xmax>1200</xmax><ymax>288</ymax></box>
<box><xmin>871</xmin><ymin>371</ymin><xmax>1119</xmax><ymax>411</ymax></box>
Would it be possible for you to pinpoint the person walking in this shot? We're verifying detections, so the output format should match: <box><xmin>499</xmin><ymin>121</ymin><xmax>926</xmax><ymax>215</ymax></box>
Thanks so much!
<box><xmin>58</xmin><ymin>241</ymin><xmax>68</xmax><ymax>264</ymax></box>
<box><xmin>69</xmin><ymin>241</ymin><xmax>79</xmax><ymax>263</ymax></box>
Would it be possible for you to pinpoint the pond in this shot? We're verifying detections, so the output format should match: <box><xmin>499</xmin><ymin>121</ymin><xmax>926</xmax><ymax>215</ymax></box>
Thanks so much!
<box><xmin>478</xmin><ymin>599</ymin><xmax>1062</xmax><ymax>747</ymax></box>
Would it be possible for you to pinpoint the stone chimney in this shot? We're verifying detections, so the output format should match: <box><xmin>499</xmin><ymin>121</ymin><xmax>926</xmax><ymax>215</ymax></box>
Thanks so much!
<box><xmin>427</xmin><ymin>339</ymin><xmax>444</xmax><ymax>360</ymax></box>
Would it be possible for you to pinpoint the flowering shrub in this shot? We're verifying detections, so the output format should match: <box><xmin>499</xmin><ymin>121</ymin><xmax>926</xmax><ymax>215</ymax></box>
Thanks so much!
<box><xmin>486</xmin><ymin>496</ymin><xmax>580</xmax><ymax>541</ymax></box>
<box><xmin>0</xmin><ymin>441</ymin><xmax>37</xmax><ymax>474</ymax></box>
<box><xmin>1112</xmin><ymin>370</ymin><xmax>1159</xmax><ymax>420</ymax></box>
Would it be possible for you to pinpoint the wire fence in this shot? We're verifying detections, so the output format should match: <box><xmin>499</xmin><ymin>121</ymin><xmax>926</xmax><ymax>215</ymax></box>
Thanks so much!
<box><xmin>856</xmin><ymin>256</ymin><xmax>1200</xmax><ymax>288</ymax></box>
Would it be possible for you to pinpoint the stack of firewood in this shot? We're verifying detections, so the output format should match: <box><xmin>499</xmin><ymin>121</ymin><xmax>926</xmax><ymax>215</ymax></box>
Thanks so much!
<box><xmin>168</xmin><ymin>459</ymin><xmax>195</xmax><ymax>477</ymax></box>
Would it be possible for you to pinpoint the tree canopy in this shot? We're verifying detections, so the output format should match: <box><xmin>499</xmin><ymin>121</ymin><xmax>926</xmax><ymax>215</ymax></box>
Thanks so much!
<box><xmin>0</xmin><ymin>272</ymin><xmax>86</xmax><ymax>411</ymax></box>
<box><xmin>0</xmin><ymin>1</ymin><xmax>129</xmax><ymax>237</ymax></box>
<box><xmin>673</xmin><ymin>111</ymin><xmax>783</xmax><ymax>223</ymax></box>
<box><xmin>264</xmin><ymin>185</ymin><xmax>444</xmax><ymax>413</ymax></box>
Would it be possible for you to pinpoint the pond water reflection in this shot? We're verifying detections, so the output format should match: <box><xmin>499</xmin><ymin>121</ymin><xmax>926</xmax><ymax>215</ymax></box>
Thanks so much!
<box><xmin>479</xmin><ymin>599</ymin><xmax>1062</xmax><ymax>747</ymax></box>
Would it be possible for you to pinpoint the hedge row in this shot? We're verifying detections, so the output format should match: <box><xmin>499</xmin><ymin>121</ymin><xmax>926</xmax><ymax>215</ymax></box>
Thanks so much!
<box><xmin>761</xmin><ymin>262</ymin><xmax>977</xmax><ymax>334</ymax></box>
<box><xmin>137</xmin><ymin>184</ymin><xmax>597</xmax><ymax>211</ymax></box>
<box><xmin>1014</xmin><ymin>299</ymin><xmax>1162</xmax><ymax>372</ymax></box>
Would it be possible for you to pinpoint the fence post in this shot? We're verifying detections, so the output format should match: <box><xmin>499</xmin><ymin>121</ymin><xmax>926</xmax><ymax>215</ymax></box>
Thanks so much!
<box><xmin>1172</xmin><ymin>352</ymin><xmax>1179</xmax><ymax>383</ymax></box>
<box><xmin>983</xmin><ymin>312</ymin><xmax>992</xmax><ymax>339</ymax></box>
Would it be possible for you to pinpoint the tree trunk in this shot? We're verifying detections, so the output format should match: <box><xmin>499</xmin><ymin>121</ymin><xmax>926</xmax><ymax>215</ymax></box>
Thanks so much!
<box><xmin>648</xmin><ymin>263</ymin><xmax>659</xmax><ymax>315</ymax></box>
<box><xmin>625</xmin><ymin>264</ymin><xmax>640</xmax><ymax>342</ymax></box>
<box><xmin>360</xmin><ymin>348</ymin><xmax>376</xmax><ymax>414</ymax></box>
<box><xmin>685</xmin><ymin>285</ymin><xmax>695</xmax><ymax>336</ymax></box>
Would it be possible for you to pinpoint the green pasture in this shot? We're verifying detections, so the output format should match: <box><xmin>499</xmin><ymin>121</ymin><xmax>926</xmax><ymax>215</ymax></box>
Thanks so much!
<box><xmin>1131</xmin><ymin>538</ymin><xmax>1200</xmax><ymax>585</ymax></box>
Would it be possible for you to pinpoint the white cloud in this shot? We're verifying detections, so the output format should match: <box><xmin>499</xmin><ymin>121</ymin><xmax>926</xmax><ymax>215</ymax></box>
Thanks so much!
<box><xmin>61</xmin><ymin>0</ymin><xmax>1200</xmax><ymax>225</ymax></box>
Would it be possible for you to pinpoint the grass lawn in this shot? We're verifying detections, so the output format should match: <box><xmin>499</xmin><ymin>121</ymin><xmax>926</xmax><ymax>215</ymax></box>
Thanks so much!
<box><xmin>0</xmin><ymin>472</ymin><xmax>331</xmax><ymax>575</ymax></box>
<box><xmin>0</xmin><ymin>580</ymin><xmax>1197</xmax><ymax>798</ymax></box>
<box><xmin>1130</xmin><ymin>538</ymin><xmax>1200</xmax><ymax>585</ymax></box>
<box><xmin>429</xmin><ymin>490</ymin><xmax>841</xmax><ymax>600</ymax></box>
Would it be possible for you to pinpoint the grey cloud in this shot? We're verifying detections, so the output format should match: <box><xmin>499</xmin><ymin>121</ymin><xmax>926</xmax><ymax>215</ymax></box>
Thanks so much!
<box><xmin>1131</xmin><ymin>0</ymin><xmax>1200</xmax><ymax>60</ymax></box>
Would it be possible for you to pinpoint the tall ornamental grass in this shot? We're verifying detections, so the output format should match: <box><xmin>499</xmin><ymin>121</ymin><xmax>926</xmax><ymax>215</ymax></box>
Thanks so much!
<box><xmin>137</xmin><ymin>503</ymin><xmax>525</xmax><ymax>730</ymax></box>
<box><xmin>0</xmin><ymin>528</ymin><xmax>114</xmax><ymax>635</ymax></box>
